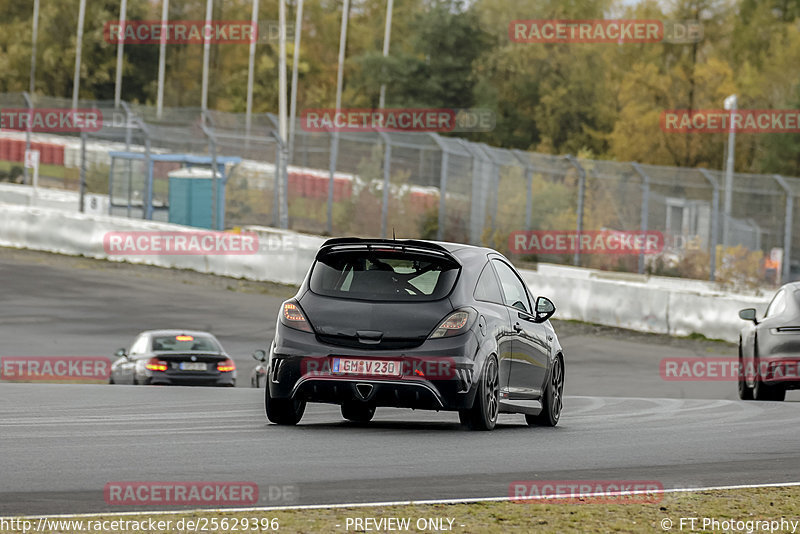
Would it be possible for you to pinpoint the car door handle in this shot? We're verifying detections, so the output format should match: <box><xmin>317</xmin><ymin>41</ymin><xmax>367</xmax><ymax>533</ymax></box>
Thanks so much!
<box><xmin>513</xmin><ymin>322</ymin><xmax>522</xmax><ymax>332</ymax></box>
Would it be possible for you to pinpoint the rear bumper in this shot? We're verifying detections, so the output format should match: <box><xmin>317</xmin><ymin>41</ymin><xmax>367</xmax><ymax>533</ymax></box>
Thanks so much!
<box><xmin>757</xmin><ymin>355</ymin><xmax>800</xmax><ymax>388</ymax></box>
<box><xmin>141</xmin><ymin>370</ymin><xmax>236</xmax><ymax>387</ymax></box>
<box><xmin>268</xmin><ymin>327</ymin><xmax>481</xmax><ymax>410</ymax></box>
<box><xmin>293</xmin><ymin>376</ymin><xmax>452</xmax><ymax>410</ymax></box>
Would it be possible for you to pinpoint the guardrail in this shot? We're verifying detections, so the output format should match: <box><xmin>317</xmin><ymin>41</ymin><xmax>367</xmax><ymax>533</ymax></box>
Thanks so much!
<box><xmin>0</xmin><ymin>203</ymin><xmax>767</xmax><ymax>342</ymax></box>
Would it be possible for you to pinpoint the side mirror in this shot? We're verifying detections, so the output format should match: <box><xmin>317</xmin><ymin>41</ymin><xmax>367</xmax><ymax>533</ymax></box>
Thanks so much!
<box><xmin>534</xmin><ymin>296</ymin><xmax>556</xmax><ymax>323</ymax></box>
<box><xmin>512</xmin><ymin>301</ymin><xmax>528</xmax><ymax>312</ymax></box>
<box><xmin>252</xmin><ymin>349</ymin><xmax>267</xmax><ymax>362</ymax></box>
<box><xmin>114</xmin><ymin>348</ymin><xmax>128</xmax><ymax>358</ymax></box>
<box><xmin>738</xmin><ymin>308</ymin><xmax>758</xmax><ymax>324</ymax></box>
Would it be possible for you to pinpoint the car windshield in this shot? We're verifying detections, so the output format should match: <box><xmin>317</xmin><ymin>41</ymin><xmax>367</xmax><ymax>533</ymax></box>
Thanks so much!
<box><xmin>151</xmin><ymin>334</ymin><xmax>220</xmax><ymax>352</ymax></box>
<box><xmin>310</xmin><ymin>250</ymin><xmax>459</xmax><ymax>301</ymax></box>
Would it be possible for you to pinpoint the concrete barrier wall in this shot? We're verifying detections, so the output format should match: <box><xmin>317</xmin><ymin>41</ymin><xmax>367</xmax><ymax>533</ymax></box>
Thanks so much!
<box><xmin>0</xmin><ymin>183</ymin><xmax>109</xmax><ymax>215</ymax></box>
<box><xmin>0</xmin><ymin>203</ymin><xmax>322</xmax><ymax>286</ymax></box>
<box><xmin>0</xmin><ymin>203</ymin><xmax>768</xmax><ymax>342</ymax></box>
<box><xmin>520</xmin><ymin>270</ymin><xmax>767</xmax><ymax>342</ymax></box>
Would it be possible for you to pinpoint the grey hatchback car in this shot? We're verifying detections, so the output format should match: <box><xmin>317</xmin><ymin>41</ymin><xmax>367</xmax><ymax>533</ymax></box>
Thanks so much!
<box><xmin>261</xmin><ymin>238</ymin><xmax>565</xmax><ymax>430</ymax></box>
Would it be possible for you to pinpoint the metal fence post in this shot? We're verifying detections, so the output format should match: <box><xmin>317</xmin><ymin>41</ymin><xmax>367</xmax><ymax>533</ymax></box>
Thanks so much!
<box><xmin>265</xmin><ymin>113</ymin><xmax>280</xmax><ymax>130</ymax></box>
<box><xmin>130</xmin><ymin>116</ymin><xmax>154</xmax><ymax>221</ymax></box>
<box><xmin>272</xmin><ymin>135</ymin><xmax>281</xmax><ymax>228</ymax></box>
<box><xmin>632</xmin><ymin>162</ymin><xmax>650</xmax><ymax>274</ymax></box>
<box><xmin>512</xmin><ymin>150</ymin><xmax>534</xmax><ymax>231</ymax></box>
<box><xmin>475</xmin><ymin>144</ymin><xmax>501</xmax><ymax>236</ymax></box>
<box><xmin>489</xmin><ymin>154</ymin><xmax>499</xmax><ymax>232</ymax></box>
<box><xmin>428</xmin><ymin>134</ymin><xmax>450</xmax><ymax>241</ymax></box>
<box><xmin>327</xmin><ymin>129</ymin><xmax>339</xmax><ymax>235</ymax></box>
<box><xmin>79</xmin><ymin>131</ymin><xmax>87</xmax><ymax>213</ymax></box>
<box><xmin>698</xmin><ymin>169</ymin><xmax>719</xmax><ymax>282</ymax></box>
<box><xmin>378</xmin><ymin>131</ymin><xmax>391</xmax><ymax>238</ymax></box>
<box><xmin>280</xmin><ymin>140</ymin><xmax>289</xmax><ymax>230</ymax></box>
<box><xmin>107</xmin><ymin>160</ymin><xmax>115</xmax><ymax>215</ymax></box>
<box><xmin>200</xmin><ymin>117</ymin><xmax>219</xmax><ymax>230</ymax></box>
<box><xmin>457</xmin><ymin>140</ymin><xmax>488</xmax><ymax>245</ymax></box>
<box><xmin>22</xmin><ymin>92</ymin><xmax>33</xmax><ymax>185</ymax></box>
<box><xmin>143</xmin><ymin>131</ymin><xmax>153</xmax><ymax>221</ymax></box>
<box><xmin>773</xmin><ymin>174</ymin><xmax>793</xmax><ymax>284</ymax></box>
<box><xmin>566</xmin><ymin>155</ymin><xmax>585</xmax><ymax>267</ymax></box>
<box><xmin>120</xmin><ymin>101</ymin><xmax>134</xmax><ymax>217</ymax></box>
<box><xmin>270</xmin><ymin>130</ymin><xmax>289</xmax><ymax>230</ymax></box>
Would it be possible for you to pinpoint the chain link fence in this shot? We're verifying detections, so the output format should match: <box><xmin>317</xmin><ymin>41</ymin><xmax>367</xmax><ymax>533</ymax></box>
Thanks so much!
<box><xmin>2</xmin><ymin>92</ymin><xmax>800</xmax><ymax>287</ymax></box>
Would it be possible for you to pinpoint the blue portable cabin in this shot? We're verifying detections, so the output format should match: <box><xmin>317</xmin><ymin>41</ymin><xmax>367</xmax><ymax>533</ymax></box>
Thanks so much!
<box><xmin>107</xmin><ymin>152</ymin><xmax>241</xmax><ymax>230</ymax></box>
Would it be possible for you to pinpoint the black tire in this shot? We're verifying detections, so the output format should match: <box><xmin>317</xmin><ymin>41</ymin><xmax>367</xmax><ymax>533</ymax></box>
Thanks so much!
<box><xmin>753</xmin><ymin>355</ymin><xmax>786</xmax><ymax>401</ymax></box>
<box><xmin>341</xmin><ymin>401</ymin><xmax>376</xmax><ymax>423</ymax></box>
<box><xmin>738</xmin><ymin>344</ymin><xmax>753</xmax><ymax>400</ymax></box>
<box><xmin>527</xmin><ymin>355</ymin><xmax>564</xmax><ymax>427</ymax></box>
<box><xmin>265</xmin><ymin>386</ymin><xmax>306</xmax><ymax>425</ymax></box>
<box><xmin>462</xmin><ymin>355</ymin><xmax>500</xmax><ymax>431</ymax></box>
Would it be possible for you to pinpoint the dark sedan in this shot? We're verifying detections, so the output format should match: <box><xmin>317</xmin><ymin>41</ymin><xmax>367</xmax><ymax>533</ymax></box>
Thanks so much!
<box><xmin>110</xmin><ymin>330</ymin><xmax>236</xmax><ymax>387</ymax></box>
<box><xmin>263</xmin><ymin>237</ymin><xmax>565</xmax><ymax>430</ymax></box>
<box><xmin>738</xmin><ymin>283</ymin><xmax>800</xmax><ymax>401</ymax></box>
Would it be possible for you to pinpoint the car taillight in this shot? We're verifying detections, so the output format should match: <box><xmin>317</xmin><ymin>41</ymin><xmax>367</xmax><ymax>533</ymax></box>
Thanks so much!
<box><xmin>429</xmin><ymin>310</ymin><xmax>472</xmax><ymax>339</ymax></box>
<box><xmin>217</xmin><ymin>359</ymin><xmax>236</xmax><ymax>372</ymax></box>
<box><xmin>145</xmin><ymin>358</ymin><xmax>168</xmax><ymax>372</ymax></box>
<box><xmin>281</xmin><ymin>300</ymin><xmax>313</xmax><ymax>332</ymax></box>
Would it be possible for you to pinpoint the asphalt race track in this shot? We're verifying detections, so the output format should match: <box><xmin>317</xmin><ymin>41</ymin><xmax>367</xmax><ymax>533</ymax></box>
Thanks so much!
<box><xmin>2</xmin><ymin>249</ymin><xmax>799</xmax><ymax>515</ymax></box>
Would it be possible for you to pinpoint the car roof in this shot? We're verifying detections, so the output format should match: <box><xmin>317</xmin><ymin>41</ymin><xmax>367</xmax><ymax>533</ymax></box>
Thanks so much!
<box><xmin>140</xmin><ymin>330</ymin><xmax>217</xmax><ymax>338</ymax></box>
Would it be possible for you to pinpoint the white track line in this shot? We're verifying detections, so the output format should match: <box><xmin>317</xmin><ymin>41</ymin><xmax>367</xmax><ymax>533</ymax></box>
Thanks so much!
<box><xmin>4</xmin><ymin>481</ymin><xmax>800</xmax><ymax>520</ymax></box>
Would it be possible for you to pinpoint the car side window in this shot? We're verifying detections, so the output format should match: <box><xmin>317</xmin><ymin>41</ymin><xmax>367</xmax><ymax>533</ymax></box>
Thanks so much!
<box><xmin>474</xmin><ymin>262</ymin><xmax>504</xmax><ymax>304</ymax></box>
<box><xmin>766</xmin><ymin>290</ymin><xmax>786</xmax><ymax>317</ymax></box>
<box><xmin>129</xmin><ymin>335</ymin><xmax>148</xmax><ymax>355</ymax></box>
<box><xmin>492</xmin><ymin>260</ymin><xmax>530</xmax><ymax>313</ymax></box>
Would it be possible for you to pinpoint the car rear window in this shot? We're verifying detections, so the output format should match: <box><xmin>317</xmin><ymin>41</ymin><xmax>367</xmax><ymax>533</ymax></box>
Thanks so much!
<box><xmin>310</xmin><ymin>250</ymin><xmax>460</xmax><ymax>301</ymax></box>
<box><xmin>152</xmin><ymin>335</ymin><xmax>220</xmax><ymax>352</ymax></box>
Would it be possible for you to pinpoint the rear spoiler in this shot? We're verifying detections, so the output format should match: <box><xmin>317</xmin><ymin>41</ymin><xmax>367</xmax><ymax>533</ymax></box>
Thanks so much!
<box><xmin>154</xmin><ymin>351</ymin><xmax>224</xmax><ymax>357</ymax></box>
<box><xmin>316</xmin><ymin>238</ymin><xmax>458</xmax><ymax>262</ymax></box>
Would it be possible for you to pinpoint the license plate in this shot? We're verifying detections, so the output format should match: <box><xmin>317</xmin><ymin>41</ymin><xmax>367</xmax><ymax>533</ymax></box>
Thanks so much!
<box><xmin>179</xmin><ymin>362</ymin><xmax>207</xmax><ymax>371</ymax></box>
<box><xmin>332</xmin><ymin>358</ymin><xmax>401</xmax><ymax>377</ymax></box>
